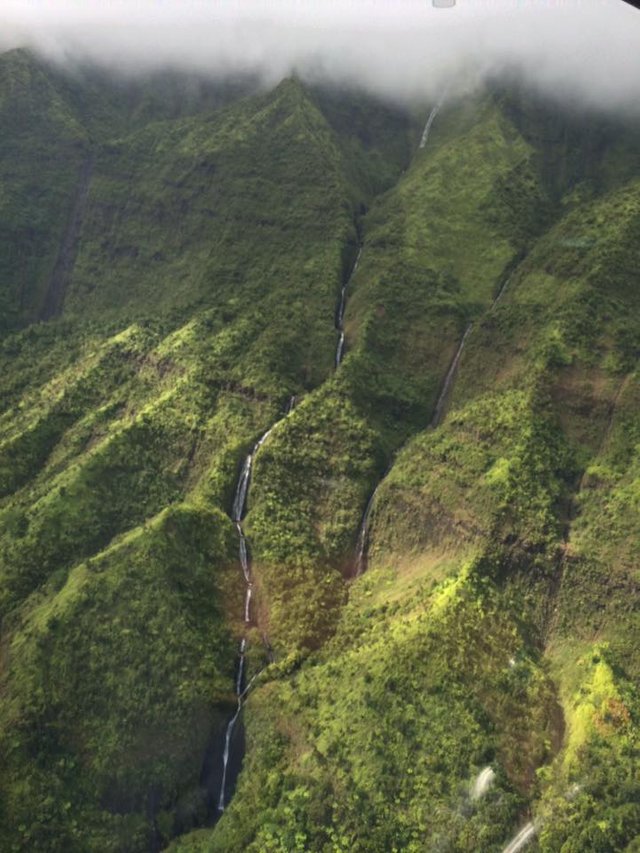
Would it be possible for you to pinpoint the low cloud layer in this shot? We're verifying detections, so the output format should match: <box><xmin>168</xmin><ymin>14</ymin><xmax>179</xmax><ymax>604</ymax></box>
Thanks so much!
<box><xmin>2</xmin><ymin>0</ymin><xmax>640</xmax><ymax>112</ymax></box>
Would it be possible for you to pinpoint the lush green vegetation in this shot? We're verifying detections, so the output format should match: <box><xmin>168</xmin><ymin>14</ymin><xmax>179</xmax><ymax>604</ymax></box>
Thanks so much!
<box><xmin>1</xmin><ymin>49</ymin><xmax>639</xmax><ymax>851</ymax></box>
<box><xmin>1</xmin><ymin>504</ymin><xmax>238</xmax><ymax>852</ymax></box>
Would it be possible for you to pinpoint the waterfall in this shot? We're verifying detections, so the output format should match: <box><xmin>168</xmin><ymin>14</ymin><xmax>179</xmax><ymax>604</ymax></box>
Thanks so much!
<box><xmin>217</xmin><ymin>416</ymin><xmax>285</xmax><ymax>812</ymax></box>
<box><xmin>232</xmin><ymin>456</ymin><xmax>252</xmax><ymax>523</ymax></box>
<box><xmin>335</xmin><ymin>332</ymin><xmax>345</xmax><ymax>368</ymax></box>
<box><xmin>431</xmin><ymin>324</ymin><xmax>473</xmax><ymax>428</ymax></box>
<box><xmin>237</xmin><ymin>524</ymin><xmax>250</xmax><ymax>582</ymax></box>
<box><xmin>492</xmin><ymin>275</ymin><xmax>512</xmax><ymax>309</ymax></box>
<box><xmin>502</xmin><ymin>822</ymin><xmax>537</xmax><ymax>853</ymax></box>
<box><xmin>419</xmin><ymin>91</ymin><xmax>447</xmax><ymax>150</ymax></box>
<box><xmin>217</xmin><ymin>701</ymin><xmax>242</xmax><ymax>812</ymax></box>
<box><xmin>235</xmin><ymin>639</ymin><xmax>247</xmax><ymax>694</ymax></box>
<box><xmin>471</xmin><ymin>766</ymin><xmax>496</xmax><ymax>800</ymax></box>
<box><xmin>335</xmin><ymin>247</ymin><xmax>362</xmax><ymax>369</ymax></box>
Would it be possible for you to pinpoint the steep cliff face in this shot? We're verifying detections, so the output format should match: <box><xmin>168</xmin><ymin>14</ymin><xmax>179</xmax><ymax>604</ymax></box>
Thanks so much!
<box><xmin>0</xmin><ymin>50</ymin><xmax>638</xmax><ymax>852</ymax></box>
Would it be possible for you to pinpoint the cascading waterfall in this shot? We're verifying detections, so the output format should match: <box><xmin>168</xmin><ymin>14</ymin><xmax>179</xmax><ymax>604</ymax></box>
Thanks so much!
<box><xmin>335</xmin><ymin>247</ymin><xmax>362</xmax><ymax>368</ymax></box>
<box><xmin>502</xmin><ymin>822</ymin><xmax>537</xmax><ymax>853</ymax></box>
<box><xmin>218</xmin><ymin>234</ymin><xmax>367</xmax><ymax>810</ymax></box>
<box><xmin>216</xmin><ymin>401</ymin><xmax>295</xmax><ymax>813</ymax></box>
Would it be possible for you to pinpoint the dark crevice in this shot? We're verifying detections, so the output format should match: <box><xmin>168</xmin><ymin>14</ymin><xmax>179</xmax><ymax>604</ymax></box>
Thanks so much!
<box><xmin>40</xmin><ymin>153</ymin><xmax>95</xmax><ymax>321</ymax></box>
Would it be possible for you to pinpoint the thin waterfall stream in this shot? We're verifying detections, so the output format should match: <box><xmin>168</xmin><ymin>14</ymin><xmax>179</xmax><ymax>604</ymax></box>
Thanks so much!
<box><xmin>431</xmin><ymin>323</ymin><xmax>473</xmax><ymax>428</ymax></box>
<box><xmin>419</xmin><ymin>91</ymin><xmax>447</xmax><ymax>150</ymax></box>
<box><xmin>216</xmin><ymin>397</ymin><xmax>295</xmax><ymax>813</ymax></box>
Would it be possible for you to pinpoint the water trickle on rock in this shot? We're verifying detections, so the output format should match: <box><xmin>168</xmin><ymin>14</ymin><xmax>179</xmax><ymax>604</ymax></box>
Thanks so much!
<box><xmin>431</xmin><ymin>324</ymin><xmax>473</xmax><ymax>428</ymax></box>
<box><xmin>493</xmin><ymin>275</ymin><xmax>512</xmax><ymax>309</ymax></box>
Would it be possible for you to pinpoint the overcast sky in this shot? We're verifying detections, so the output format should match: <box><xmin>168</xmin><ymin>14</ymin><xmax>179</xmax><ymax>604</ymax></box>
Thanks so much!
<box><xmin>2</xmin><ymin>0</ymin><xmax>640</xmax><ymax>112</ymax></box>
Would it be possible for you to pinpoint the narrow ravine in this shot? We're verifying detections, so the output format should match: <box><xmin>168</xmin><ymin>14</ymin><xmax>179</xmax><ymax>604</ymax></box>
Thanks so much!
<box><xmin>335</xmin><ymin>246</ymin><xmax>362</xmax><ymax>368</ymax></box>
<box><xmin>41</xmin><ymin>154</ymin><xmax>94</xmax><ymax>320</ymax></box>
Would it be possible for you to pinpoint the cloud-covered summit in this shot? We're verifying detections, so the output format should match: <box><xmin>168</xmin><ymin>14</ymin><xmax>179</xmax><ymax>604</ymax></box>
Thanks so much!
<box><xmin>2</xmin><ymin>0</ymin><xmax>640</xmax><ymax>112</ymax></box>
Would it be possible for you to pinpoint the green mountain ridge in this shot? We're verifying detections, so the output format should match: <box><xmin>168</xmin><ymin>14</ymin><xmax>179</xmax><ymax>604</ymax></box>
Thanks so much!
<box><xmin>0</xmin><ymin>48</ymin><xmax>638</xmax><ymax>851</ymax></box>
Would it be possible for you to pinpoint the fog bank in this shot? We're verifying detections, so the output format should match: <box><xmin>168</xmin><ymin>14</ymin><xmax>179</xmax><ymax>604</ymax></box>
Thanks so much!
<box><xmin>2</xmin><ymin>1</ymin><xmax>640</xmax><ymax>112</ymax></box>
